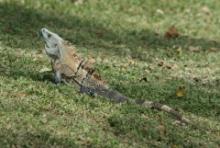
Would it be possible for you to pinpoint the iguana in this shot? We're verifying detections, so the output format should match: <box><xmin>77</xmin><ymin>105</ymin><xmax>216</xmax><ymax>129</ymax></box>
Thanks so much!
<box><xmin>39</xmin><ymin>28</ymin><xmax>190</xmax><ymax>124</ymax></box>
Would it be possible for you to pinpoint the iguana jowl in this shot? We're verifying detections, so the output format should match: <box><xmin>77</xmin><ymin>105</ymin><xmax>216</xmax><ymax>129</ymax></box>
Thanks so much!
<box><xmin>40</xmin><ymin>28</ymin><xmax>190</xmax><ymax>124</ymax></box>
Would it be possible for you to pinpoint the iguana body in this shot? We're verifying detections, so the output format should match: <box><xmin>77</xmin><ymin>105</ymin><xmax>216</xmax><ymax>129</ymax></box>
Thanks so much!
<box><xmin>40</xmin><ymin>28</ymin><xmax>190</xmax><ymax>124</ymax></box>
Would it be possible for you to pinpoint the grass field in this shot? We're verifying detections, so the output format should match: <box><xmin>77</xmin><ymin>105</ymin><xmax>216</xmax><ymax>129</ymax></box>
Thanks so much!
<box><xmin>0</xmin><ymin>0</ymin><xmax>220</xmax><ymax>147</ymax></box>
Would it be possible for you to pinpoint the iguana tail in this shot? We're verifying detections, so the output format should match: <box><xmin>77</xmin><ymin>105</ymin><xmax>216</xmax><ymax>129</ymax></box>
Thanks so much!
<box><xmin>134</xmin><ymin>99</ymin><xmax>190</xmax><ymax>124</ymax></box>
<box><xmin>80</xmin><ymin>85</ymin><xmax>190</xmax><ymax>124</ymax></box>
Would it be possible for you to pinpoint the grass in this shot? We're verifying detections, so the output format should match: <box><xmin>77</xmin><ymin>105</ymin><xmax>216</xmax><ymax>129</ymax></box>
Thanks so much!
<box><xmin>0</xmin><ymin>0</ymin><xmax>220</xmax><ymax>147</ymax></box>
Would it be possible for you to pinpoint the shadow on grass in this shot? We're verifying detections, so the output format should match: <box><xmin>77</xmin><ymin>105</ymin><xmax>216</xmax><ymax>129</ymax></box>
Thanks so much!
<box><xmin>0</xmin><ymin>2</ymin><xmax>220</xmax><ymax>59</ymax></box>
<box><xmin>107</xmin><ymin>108</ymin><xmax>220</xmax><ymax>147</ymax></box>
<box><xmin>0</xmin><ymin>129</ymin><xmax>78</xmax><ymax>147</ymax></box>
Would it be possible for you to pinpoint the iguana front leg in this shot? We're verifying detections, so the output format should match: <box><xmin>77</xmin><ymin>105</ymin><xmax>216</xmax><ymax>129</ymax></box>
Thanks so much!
<box><xmin>51</xmin><ymin>59</ymin><xmax>62</xmax><ymax>84</ymax></box>
<box><xmin>54</xmin><ymin>70</ymin><xmax>62</xmax><ymax>84</ymax></box>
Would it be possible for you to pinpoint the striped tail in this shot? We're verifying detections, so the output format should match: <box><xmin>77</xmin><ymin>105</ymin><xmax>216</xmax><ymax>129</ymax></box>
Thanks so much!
<box><xmin>135</xmin><ymin>99</ymin><xmax>190</xmax><ymax>124</ymax></box>
<box><xmin>80</xmin><ymin>85</ymin><xmax>190</xmax><ymax>124</ymax></box>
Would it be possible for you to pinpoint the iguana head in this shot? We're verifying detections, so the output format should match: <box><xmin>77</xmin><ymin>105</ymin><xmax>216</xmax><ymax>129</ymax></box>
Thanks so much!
<box><xmin>40</xmin><ymin>28</ymin><xmax>63</xmax><ymax>59</ymax></box>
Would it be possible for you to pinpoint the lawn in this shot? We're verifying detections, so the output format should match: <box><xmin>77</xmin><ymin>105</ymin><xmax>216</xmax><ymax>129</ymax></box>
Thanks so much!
<box><xmin>0</xmin><ymin>0</ymin><xmax>220</xmax><ymax>147</ymax></box>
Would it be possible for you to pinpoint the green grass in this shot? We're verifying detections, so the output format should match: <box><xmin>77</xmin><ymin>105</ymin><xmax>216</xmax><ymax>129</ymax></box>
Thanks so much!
<box><xmin>0</xmin><ymin>0</ymin><xmax>220</xmax><ymax>147</ymax></box>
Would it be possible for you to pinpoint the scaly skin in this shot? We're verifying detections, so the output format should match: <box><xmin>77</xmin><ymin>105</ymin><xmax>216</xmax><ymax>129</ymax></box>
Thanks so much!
<box><xmin>40</xmin><ymin>28</ymin><xmax>190</xmax><ymax>124</ymax></box>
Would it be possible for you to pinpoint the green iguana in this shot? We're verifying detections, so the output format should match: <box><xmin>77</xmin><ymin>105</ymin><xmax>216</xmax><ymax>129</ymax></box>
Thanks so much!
<box><xmin>39</xmin><ymin>28</ymin><xmax>190</xmax><ymax>124</ymax></box>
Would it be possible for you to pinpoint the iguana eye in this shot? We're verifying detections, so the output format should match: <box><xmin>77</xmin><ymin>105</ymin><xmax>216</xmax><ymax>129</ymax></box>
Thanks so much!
<box><xmin>48</xmin><ymin>34</ymin><xmax>51</xmax><ymax>38</ymax></box>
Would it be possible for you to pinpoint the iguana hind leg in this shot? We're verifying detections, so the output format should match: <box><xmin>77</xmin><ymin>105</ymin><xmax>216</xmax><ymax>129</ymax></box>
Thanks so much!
<box><xmin>80</xmin><ymin>86</ymin><xmax>95</xmax><ymax>96</ymax></box>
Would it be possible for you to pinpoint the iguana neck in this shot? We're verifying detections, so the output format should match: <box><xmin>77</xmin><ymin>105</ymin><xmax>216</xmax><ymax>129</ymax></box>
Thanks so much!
<box><xmin>58</xmin><ymin>42</ymin><xmax>69</xmax><ymax>61</ymax></box>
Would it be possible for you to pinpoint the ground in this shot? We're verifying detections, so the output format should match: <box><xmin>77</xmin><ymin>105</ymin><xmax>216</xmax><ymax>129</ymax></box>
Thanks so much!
<box><xmin>0</xmin><ymin>0</ymin><xmax>220</xmax><ymax>147</ymax></box>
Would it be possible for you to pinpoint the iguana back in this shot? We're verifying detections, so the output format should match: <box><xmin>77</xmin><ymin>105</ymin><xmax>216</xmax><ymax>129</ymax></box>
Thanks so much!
<box><xmin>52</xmin><ymin>42</ymin><xmax>128</xmax><ymax>102</ymax></box>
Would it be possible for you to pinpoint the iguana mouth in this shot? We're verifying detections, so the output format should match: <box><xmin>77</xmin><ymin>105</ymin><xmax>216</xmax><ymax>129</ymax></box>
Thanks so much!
<box><xmin>39</xmin><ymin>30</ymin><xmax>43</xmax><ymax>37</ymax></box>
<box><xmin>45</xmin><ymin>43</ymin><xmax>50</xmax><ymax>48</ymax></box>
<box><xmin>40</xmin><ymin>31</ymin><xmax>49</xmax><ymax>46</ymax></box>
